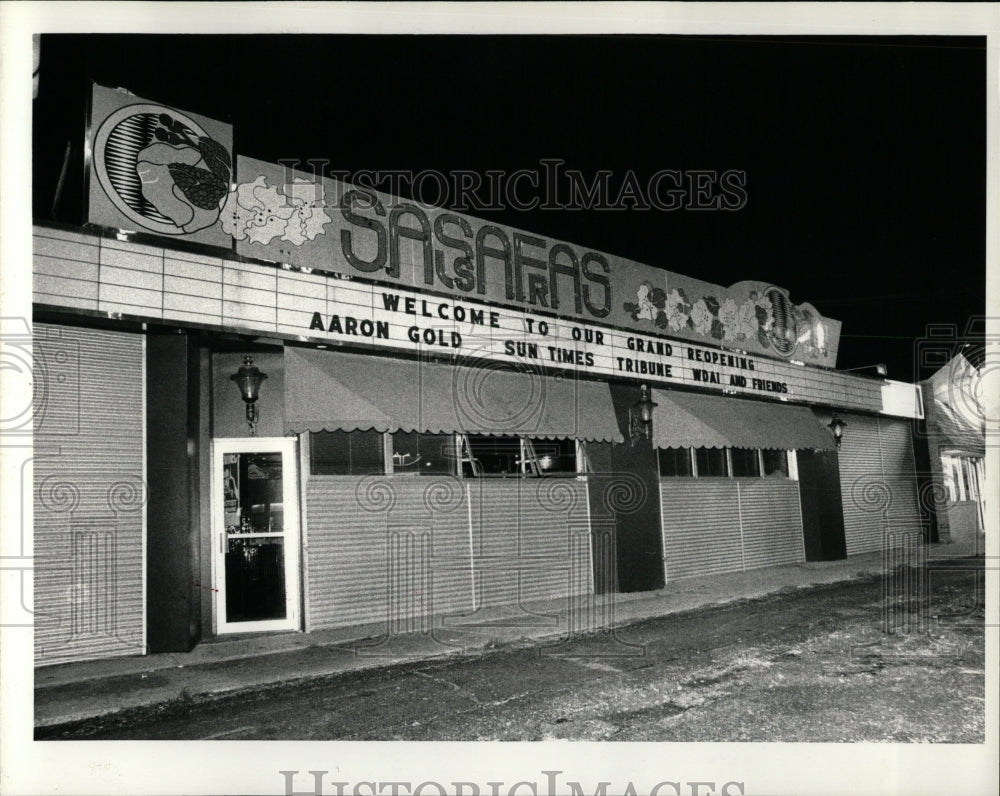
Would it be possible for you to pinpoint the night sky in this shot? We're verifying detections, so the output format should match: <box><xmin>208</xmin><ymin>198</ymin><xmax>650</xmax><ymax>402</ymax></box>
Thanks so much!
<box><xmin>32</xmin><ymin>34</ymin><xmax>986</xmax><ymax>382</ymax></box>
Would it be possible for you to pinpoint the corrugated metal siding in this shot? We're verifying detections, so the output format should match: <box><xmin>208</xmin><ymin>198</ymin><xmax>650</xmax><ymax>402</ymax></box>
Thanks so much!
<box><xmin>34</xmin><ymin>323</ymin><xmax>145</xmax><ymax>666</ymax></box>
<box><xmin>877</xmin><ymin>418</ymin><xmax>923</xmax><ymax>537</ymax></box>
<box><xmin>468</xmin><ymin>479</ymin><xmax>592</xmax><ymax>609</ymax></box>
<box><xmin>838</xmin><ymin>413</ymin><xmax>885</xmax><ymax>556</ymax></box>
<box><xmin>305</xmin><ymin>475</ymin><xmax>472</xmax><ymax>631</ymax></box>
<box><xmin>660</xmin><ymin>481</ymin><xmax>743</xmax><ymax>580</ymax></box>
<box><xmin>304</xmin><ymin>474</ymin><xmax>590</xmax><ymax>631</ymax></box>
<box><xmin>739</xmin><ymin>480</ymin><xmax>805</xmax><ymax>570</ymax></box>
<box><xmin>838</xmin><ymin>413</ymin><xmax>923</xmax><ymax>556</ymax></box>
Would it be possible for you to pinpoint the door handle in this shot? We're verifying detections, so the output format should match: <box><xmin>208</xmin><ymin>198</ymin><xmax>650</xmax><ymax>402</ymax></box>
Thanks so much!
<box><xmin>220</xmin><ymin>533</ymin><xmax>224</xmax><ymax>555</ymax></box>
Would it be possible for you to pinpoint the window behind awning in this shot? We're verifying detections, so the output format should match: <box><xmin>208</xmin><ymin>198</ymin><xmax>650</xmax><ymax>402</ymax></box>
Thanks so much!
<box><xmin>651</xmin><ymin>388</ymin><xmax>836</xmax><ymax>451</ymax></box>
<box><xmin>284</xmin><ymin>347</ymin><xmax>624</xmax><ymax>443</ymax></box>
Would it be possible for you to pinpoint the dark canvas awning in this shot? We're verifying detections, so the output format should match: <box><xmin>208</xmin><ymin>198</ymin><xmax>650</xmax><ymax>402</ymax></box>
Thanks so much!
<box><xmin>284</xmin><ymin>347</ymin><xmax>623</xmax><ymax>443</ymax></box>
<box><xmin>934</xmin><ymin>400</ymin><xmax>985</xmax><ymax>455</ymax></box>
<box><xmin>651</xmin><ymin>388</ymin><xmax>835</xmax><ymax>451</ymax></box>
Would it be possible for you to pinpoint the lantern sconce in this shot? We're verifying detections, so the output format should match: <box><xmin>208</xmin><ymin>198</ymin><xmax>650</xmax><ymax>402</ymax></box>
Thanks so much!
<box><xmin>629</xmin><ymin>383</ymin><xmax>658</xmax><ymax>445</ymax></box>
<box><xmin>828</xmin><ymin>413</ymin><xmax>846</xmax><ymax>450</ymax></box>
<box><xmin>230</xmin><ymin>355</ymin><xmax>268</xmax><ymax>435</ymax></box>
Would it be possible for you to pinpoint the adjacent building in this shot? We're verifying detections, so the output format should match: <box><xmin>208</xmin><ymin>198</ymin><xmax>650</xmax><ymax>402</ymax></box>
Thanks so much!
<box><xmin>918</xmin><ymin>354</ymin><xmax>987</xmax><ymax>545</ymax></box>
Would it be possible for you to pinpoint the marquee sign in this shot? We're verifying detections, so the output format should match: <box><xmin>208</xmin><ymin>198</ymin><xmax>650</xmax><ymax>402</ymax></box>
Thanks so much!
<box><xmin>33</xmin><ymin>225</ymin><xmax>917</xmax><ymax>417</ymax></box>
<box><xmin>84</xmin><ymin>87</ymin><xmax>842</xmax><ymax>368</ymax></box>
<box><xmin>293</xmin><ymin>274</ymin><xmax>874</xmax><ymax>410</ymax></box>
<box><xmin>227</xmin><ymin>156</ymin><xmax>843</xmax><ymax>368</ymax></box>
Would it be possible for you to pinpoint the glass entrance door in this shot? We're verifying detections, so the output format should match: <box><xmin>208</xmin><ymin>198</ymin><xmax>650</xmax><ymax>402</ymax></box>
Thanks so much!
<box><xmin>213</xmin><ymin>438</ymin><xmax>300</xmax><ymax>633</ymax></box>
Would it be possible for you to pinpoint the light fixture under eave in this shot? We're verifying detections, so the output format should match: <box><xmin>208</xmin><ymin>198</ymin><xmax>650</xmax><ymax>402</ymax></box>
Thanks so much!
<box><xmin>828</xmin><ymin>413</ymin><xmax>846</xmax><ymax>450</ymax></box>
<box><xmin>230</xmin><ymin>355</ymin><xmax>268</xmax><ymax>435</ymax></box>
<box><xmin>845</xmin><ymin>363</ymin><xmax>888</xmax><ymax>377</ymax></box>
<box><xmin>629</xmin><ymin>383</ymin><xmax>658</xmax><ymax>445</ymax></box>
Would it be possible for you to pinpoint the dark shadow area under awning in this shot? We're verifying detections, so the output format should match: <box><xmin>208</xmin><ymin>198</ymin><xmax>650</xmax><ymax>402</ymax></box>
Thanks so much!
<box><xmin>284</xmin><ymin>347</ymin><xmax>624</xmax><ymax>443</ymax></box>
<box><xmin>651</xmin><ymin>388</ymin><xmax>836</xmax><ymax>451</ymax></box>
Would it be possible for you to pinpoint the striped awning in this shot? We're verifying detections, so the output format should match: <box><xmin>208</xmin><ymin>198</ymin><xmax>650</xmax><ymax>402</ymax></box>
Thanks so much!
<box><xmin>651</xmin><ymin>388</ymin><xmax>836</xmax><ymax>451</ymax></box>
<box><xmin>284</xmin><ymin>346</ymin><xmax>624</xmax><ymax>443</ymax></box>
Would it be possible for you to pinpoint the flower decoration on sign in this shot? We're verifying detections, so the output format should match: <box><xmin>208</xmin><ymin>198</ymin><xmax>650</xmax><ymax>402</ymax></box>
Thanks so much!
<box><xmin>622</xmin><ymin>279</ymin><xmax>827</xmax><ymax>359</ymax></box>
<box><xmin>718</xmin><ymin>298</ymin><xmax>740</xmax><ymax>342</ymax></box>
<box><xmin>665</xmin><ymin>287</ymin><xmax>690</xmax><ymax>332</ymax></box>
<box><xmin>220</xmin><ymin>175</ymin><xmax>332</xmax><ymax>246</ymax></box>
<box><xmin>280</xmin><ymin>179</ymin><xmax>334</xmax><ymax>246</ymax></box>
<box><xmin>736</xmin><ymin>298</ymin><xmax>759</xmax><ymax>340</ymax></box>
<box><xmin>689</xmin><ymin>298</ymin><xmax>714</xmax><ymax>337</ymax></box>
<box><xmin>624</xmin><ymin>281</ymin><xmax>669</xmax><ymax>329</ymax></box>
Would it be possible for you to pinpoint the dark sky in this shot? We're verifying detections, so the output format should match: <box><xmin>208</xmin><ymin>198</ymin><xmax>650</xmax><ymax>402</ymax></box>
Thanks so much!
<box><xmin>32</xmin><ymin>34</ymin><xmax>986</xmax><ymax>381</ymax></box>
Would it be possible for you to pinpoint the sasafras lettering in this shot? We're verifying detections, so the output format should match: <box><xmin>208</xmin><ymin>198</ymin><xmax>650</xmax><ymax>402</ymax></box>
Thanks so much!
<box><xmin>341</xmin><ymin>191</ymin><xmax>612</xmax><ymax>319</ymax></box>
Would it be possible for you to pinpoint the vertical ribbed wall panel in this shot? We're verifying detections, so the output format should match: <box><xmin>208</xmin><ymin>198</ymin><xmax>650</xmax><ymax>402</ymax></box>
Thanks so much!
<box><xmin>660</xmin><ymin>481</ymin><xmax>742</xmax><ymax>581</ymax></box>
<box><xmin>468</xmin><ymin>479</ymin><xmax>592</xmax><ymax>609</ymax></box>
<box><xmin>839</xmin><ymin>413</ymin><xmax>922</xmax><ymax>555</ymax></box>
<box><xmin>34</xmin><ymin>323</ymin><xmax>146</xmax><ymax>666</ymax></box>
<box><xmin>738</xmin><ymin>480</ymin><xmax>805</xmax><ymax>570</ymax></box>
<box><xmin>838</xmin><ymin>413</ymin><xmax>885</xmax><ymax>555</ymax></box>
<box><xmin>304</xmin><ymin>475</ymin><xmax>472</xmax><ymax>631</ymax></box>
<box><xmin>877</xmin><ymin>418</ymin><xmax>924</xmax><ymax>536</ymax></box>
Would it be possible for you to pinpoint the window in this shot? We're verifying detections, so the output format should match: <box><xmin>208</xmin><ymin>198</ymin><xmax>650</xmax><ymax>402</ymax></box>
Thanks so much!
<box><xmin>658</xmin><ymin>447</ymin><xmax>693</xmax><ymax>477</ymax></box>
<box><xmin>463</xmin><ymin>435</ymin><xmax>523</xmax><ymax>476</ymax></box>
<box><xmin>961</xmin><ymin>458</ymin><xmax>976</xmax><ymax>502</ymax></box>
<box><xmin>461</xmin><ymin>435</ymin><xmax>581</xmax><ymax>477</ymax></box>
<box><xmin>659</xmin><ymin>447</ymin><xmax>793</xmax><ymax>480</ymax></box>
<box><xmin>310</xmin><ymin>430</ymin><xmax>384</xmax><ymax>475</ymax></box>
<box><xmin>941</xmin><ymin>455</ymin><xmax>964</xmax><ymax>502</ymax></box>
<box><xmin>528</xmin><ymin>438</ymin><xmax>579</xmax><ymax>475</ymax></box>
<box><xmin>390</xmin><ymin>432</ymin><xmax>458</xmax><ymax>475</ymax></box>
<box><xmin>730</xmin><ymin>448</ymin><xmax>761</xmax><ymax>478</ymax></box>
<box><xmin>308</xmin><ymin>431</ymin><xmax>584</xmax><ymax>478</ymax></box>
<box><xmin>695</xmin><ymin>447</ymin><xmax>729</xmax><ymax>477</ymax></box>
<box><xmin>761</xmin><ymin>449</ymin><xmax>789</xmax><ymax>477</ymax></box>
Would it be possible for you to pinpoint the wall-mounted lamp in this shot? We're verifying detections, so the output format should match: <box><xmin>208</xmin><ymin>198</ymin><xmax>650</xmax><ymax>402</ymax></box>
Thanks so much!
<box><xmin>845</xmin><ymin>363</ymin><xmax>888</xmax><ymax>377</ymax></box>
<box><xmin>827</xmin><ymin>413</ymin><xmax>846</xmax><ymax>450</ymax></box>
<box><xmin>629</xmin><ymin>384</ymin><xmax>658</xmax><ymax>445</ymax></box>
<box><xmin>230</xmin><ymin>355</ymin><xmax>268</xmax><ymax>435</ymax></box>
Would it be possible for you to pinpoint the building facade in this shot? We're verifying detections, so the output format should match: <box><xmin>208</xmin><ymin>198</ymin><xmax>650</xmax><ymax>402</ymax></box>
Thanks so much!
<box><xmin>32</xmin><ymin>87</ymin><xmax>926</xmax><ymax>666</ymax></box>
<box><xmin>917</xmin><ymin>354</ymin><xmax>987</xmax><ymax>545</ymax></box>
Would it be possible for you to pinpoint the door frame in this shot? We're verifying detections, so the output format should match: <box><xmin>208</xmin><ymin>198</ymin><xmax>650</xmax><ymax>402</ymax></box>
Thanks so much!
<box><xmin>211</xmin><ymin>437</ymin><xmax>301</xmax><ymax>634</ymax></box>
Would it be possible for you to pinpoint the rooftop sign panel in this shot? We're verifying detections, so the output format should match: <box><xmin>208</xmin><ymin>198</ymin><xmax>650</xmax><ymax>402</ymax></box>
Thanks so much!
<box><xmin>86</xmin><ymin>86</ymin><xmax>842</xmax><ymax>368</ymax></box>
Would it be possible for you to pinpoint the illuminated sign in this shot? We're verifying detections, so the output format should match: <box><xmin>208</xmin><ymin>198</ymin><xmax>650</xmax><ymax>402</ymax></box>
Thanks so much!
<box><xmin>87</xmin><ymin>84</ymin><xmax>233</xmax><ymax>249</ymax></box>
<box><xmin>84</xmin><ymin>84</ymin><xmax>842</xmax><ymax>367</ymax></box>
<box><xmin>228</xmin><ymin>156</ymin><xmax>843</xmax><ymax>368</ymax></box>
<box><xmin>34</xmin><ymin>226</ymin><xmax>918</xmax><ymax>416</ymax></box>
<box><xmin>293</xmin><ymin>277</ymin><xmax>870</xmax><ymax>408</ymax></box>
